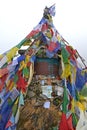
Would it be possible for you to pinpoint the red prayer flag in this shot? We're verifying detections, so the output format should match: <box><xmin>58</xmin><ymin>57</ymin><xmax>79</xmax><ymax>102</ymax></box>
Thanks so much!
<box><xmin>26</xmin><ymin>29</ymin><xmax>39</xmax><ymax>39</ymax></box>
<box><xmin>59</xmin><ymin>113</ymin><xmax>75</xmax><ymax>130</ymax></box>
<box><xmin>5</xmin><ymin>120</ymin><xmax>12</xmax><ymax>128</ymax></box>
<box><xmin>41</xmin><ymin>23</ymin><xmax>48</xmax><ymax>32</ymax></box>
<box><xmin>59</xmin><ymin>113</ymin><xmax>69</xmax><ymax>130</ymax></box>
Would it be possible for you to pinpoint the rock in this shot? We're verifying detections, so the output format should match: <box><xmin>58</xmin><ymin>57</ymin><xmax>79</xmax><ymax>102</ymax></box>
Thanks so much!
<box><xmin>17</xmin><ymin>100</ymin><xmax>62</xmax><ymax>130</ymax></box>
<box><xmin>27</xmin><ymin>90</ymin><xmax>35</xmax><ymax>98</ymax></box>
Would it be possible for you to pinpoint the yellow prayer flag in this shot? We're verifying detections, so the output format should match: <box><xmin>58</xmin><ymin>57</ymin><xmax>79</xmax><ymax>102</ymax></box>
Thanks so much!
<box><xmin>6</xmin><ymin>47</ymin><xmax>19</xmax><ymax>62</ymax></box>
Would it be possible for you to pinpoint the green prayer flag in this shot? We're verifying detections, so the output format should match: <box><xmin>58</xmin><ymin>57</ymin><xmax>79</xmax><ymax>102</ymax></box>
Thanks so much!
<box><xmin>16</xmin><ymin>38</ymin><xmax>26</xmax><ymax>48</ymax></box>
<box><xmin>61</xmin><ymin>47</ymin><xmax>70</xmax><ymax>64</ymax></box>
<box><xmin>14</xmin><ymin>74</ymin><xmax>18</xmax><ymax>83</ymax></box>
<box><xmin>12</xmin><ymin>103</ymin><xmax>18</xmax><ymax>116</ymax></box>
<box><xmin>23</xmin><ymin>67</ymin><xmax>29</xmax><ymax>77</ymax></box>
<box><xmin>62</xmin><ymin>86</ymin><xmax>69</xmax><ymax>113</ymax></box>
<box><xmin>75</xmin><ymin>89</ymin><xmax>79</xmax><ymax>101</ymax></box>
<box><xmin>80</xmin><ymin>84</ymin><xmax>87</xmax><ymax>97</ymax></box>
<box><xmin>12</xmin><ymin>97</ymin><xmax>19</xmax><ymax>116</ymax></box>
<box><xmin>72</xmin><ymin>113</ymin><xmax>78</xmax><ymax>127</ymax></box>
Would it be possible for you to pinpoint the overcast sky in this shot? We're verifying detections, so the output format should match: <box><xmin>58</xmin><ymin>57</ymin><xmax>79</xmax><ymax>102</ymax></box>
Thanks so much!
<box><xmin>0</xmin><ymin>0</ymin><xmax>87</xmax><ymax>61</ymax></box>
